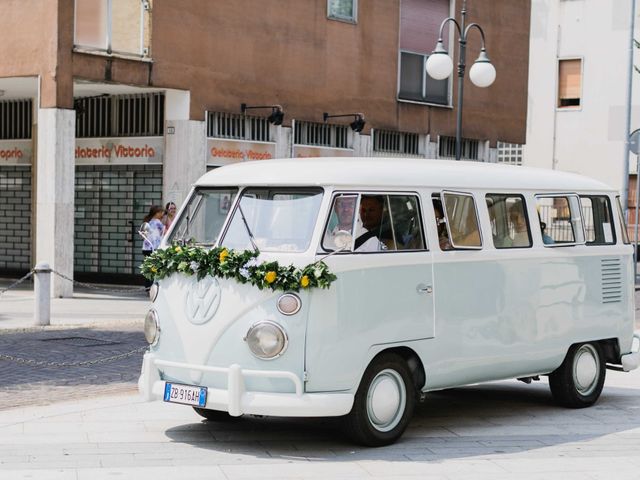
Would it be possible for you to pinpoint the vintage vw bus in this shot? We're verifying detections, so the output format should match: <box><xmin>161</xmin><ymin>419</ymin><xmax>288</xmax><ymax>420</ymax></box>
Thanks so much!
<box><xmin>138</xmin><ymin>158</ymin><xmax>639</xmax><ymax>446</ymax></box>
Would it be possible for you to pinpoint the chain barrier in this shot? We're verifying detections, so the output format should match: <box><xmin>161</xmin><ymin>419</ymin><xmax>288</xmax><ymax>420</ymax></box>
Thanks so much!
<box><xmin>0</xmin><ymin>270</ymin><xmax>35</xmax><ymax>297</ymax></box>
<box><xmin>0</xmin><ymin>345</ymin><xmax>148</xmax><ymax>368</ymax></box>
<box><xmin>50</xmin><ymin>269</ymin><xmax>148</xmax><ymax>296</ymax></box>
<box><xmin>1</xmin><ymin>268</ymin><xmax>148</xmax><ymax>298</ymax></box>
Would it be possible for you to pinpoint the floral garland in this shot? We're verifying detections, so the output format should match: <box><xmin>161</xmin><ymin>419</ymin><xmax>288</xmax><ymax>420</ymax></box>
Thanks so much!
<box><xmin>141</xmin><ymin>243</ymin><xmax>337</xmax><ymax>292</ymax></box>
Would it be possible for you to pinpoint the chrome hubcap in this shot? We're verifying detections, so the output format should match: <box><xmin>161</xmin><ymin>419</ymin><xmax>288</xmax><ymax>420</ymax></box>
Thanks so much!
<box><xmin>573</xmin><ymin>344</ymin><xmax>599</xmax><ymax>396</ymax></box>
<box><xmin>366</xmin><ymin>368</ymin><xmax>406</xmax><ymax>432</ymax></box>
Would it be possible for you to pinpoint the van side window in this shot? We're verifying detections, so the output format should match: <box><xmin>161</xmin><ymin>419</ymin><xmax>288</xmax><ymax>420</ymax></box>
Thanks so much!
<box><xmin>580</xmin><ymin>196</ymin><xmax>616</xmax><ymax>245</ymax></box>
<box><xmin>388</xmin><ymin>195</ymin><xmax>425</xmax><ymax>250</ymax></box>
<box><xmin>486</xmin><ymin>194</ymin><xmax>531</xmax><ymax>248</ymax></box>
<box><xmin>321</xmin><ymin>193</ymin><xmax>425</xmax><ymax>252</ymax></box>
<box><xmin>441</xmin><ymin>192</ymin><xmax>482</xmax><ymax>249</ymax></box>
<box><xmin>536</xmin><ymin>195</ymin><xmax>585</xmax><ymax>245</ymax></box>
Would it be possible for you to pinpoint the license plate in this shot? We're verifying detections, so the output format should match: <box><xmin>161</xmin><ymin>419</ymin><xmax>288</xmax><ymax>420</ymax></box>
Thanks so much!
<box><xmin>163</xmin><ymin>382</ymin><xmax>207</xmax><ymax>407</ymax></box>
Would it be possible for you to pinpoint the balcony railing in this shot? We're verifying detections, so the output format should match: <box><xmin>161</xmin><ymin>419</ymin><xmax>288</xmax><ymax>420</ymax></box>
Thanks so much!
<box><xmin>74</xmin><ymin>0</ymin><xmax>151</xmax><ymax>58</ymax></box>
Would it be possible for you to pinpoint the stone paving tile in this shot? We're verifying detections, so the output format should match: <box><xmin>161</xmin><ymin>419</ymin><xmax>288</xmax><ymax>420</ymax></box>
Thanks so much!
<box><xmin>0</xmin><ymin>323</ymin><xmax>145</xmax><ymax>410</ymax></box>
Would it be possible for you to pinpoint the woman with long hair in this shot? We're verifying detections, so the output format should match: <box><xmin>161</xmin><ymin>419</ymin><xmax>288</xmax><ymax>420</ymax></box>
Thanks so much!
<box><xmin>163</xmin><ymin>201</ymin><xmax>177</xmax><ymax>234</ymax></box>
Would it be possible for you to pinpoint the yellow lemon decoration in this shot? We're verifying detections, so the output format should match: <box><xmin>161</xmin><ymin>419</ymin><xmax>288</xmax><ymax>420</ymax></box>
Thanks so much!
<box><xmin>300</xmin><ymin>275</ymin><xmax>310</xmax><ymax>288</ymax></box>
<box><xmin>219</xmin><ymin>249</ymin><xmax>229</xmax><ymax>263</ymax></box>
<box><xmin>265</xmin><ymin>271</ymin><xmax>277</xmax><ymax>284</ymax></box>
<box><xmin>174</xmin><ymin>246</ymin><xmax>182</xmax><ymax>253</ymax></box>
<box><xmin>151</xmin><ymin>266</ymin><xmax>158</xmax><ymax>273</ymax></box>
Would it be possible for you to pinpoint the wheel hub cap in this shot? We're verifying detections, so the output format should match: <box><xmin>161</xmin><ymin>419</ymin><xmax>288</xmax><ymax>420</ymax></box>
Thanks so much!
<box><xmin>573</xmin><ymin>345</ymin><xmax>599</xmax><ymax>395</ymax></box>
<box><xmin>366</xmin><ymin>369</ymin><xmax>406</xmax><ymax>432</ymax></box>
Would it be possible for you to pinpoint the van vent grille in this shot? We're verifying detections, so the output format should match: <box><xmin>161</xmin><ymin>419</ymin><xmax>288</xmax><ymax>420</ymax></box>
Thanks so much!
<box><xmin>601</xmin><ymin>258</ymin><xmax>622</xmax><ymax>304</ymax></box>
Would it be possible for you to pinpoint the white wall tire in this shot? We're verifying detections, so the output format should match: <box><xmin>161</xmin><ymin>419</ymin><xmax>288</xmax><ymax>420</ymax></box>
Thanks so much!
<box><xmin>344</xmin><ymin>353</ymin><xmax>416</xmax><ymax>446</ymax></box>
<box><xmin>549</xmin><ymin>342</ymin><xmax>605</xmax><ymax>408</ymax></box>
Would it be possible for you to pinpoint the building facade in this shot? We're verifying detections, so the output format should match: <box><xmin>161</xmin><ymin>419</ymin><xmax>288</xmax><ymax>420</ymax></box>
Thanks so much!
<box><xmin>0</xmin><ymin>0</ymin><xmax>531</xmax><ymax>292</ymax></box>
<box><xmin>524</xmin><ymin>0</ymin><xmax>637</xmax><ymax>228</ymax></box>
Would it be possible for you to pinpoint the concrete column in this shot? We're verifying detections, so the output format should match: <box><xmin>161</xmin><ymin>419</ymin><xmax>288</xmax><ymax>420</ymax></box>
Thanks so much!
<box><xmin>274</xmin><ymin>126</ymin><xmax>292</xmax><ymax>159</ymax></box>
<box><xmin>163</xmin><ymin>120</ymin><xmax>206</xmax><ymax>207</ymax></box>
<box><xmin>36</xmin><ymin>108</ymin><xmax>75</xmax><ymax>298</ymax></box>
<box><xmin>353</xmin><ymin>133</ymin><xmax>371</xmax><ymax>157</ymax></box>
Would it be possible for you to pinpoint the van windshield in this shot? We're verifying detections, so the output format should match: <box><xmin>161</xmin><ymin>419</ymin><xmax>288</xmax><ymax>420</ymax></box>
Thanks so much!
<box><xmin>168</xmin><ymin>188</ymin><xmax>238</xmax><ymax>246</ymax></box>
<box><xmin>220</xmin><ymin>188</ymin><xmax>323</xmax><ymax>252</ymax></box>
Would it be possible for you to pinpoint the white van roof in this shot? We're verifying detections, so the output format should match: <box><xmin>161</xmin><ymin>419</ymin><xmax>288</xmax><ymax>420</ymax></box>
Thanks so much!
<box><xmin>196</xmin><ymin>157</ymin><xmax>615</xmax><ymax>193</ymax></box>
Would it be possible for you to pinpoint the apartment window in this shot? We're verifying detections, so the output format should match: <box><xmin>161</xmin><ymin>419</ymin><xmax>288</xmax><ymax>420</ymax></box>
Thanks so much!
<box><xmin>398</xmin><ymin>0</ymin><xmax>450</xmax><ymax>105</ymax></box>
<box><xmin>75</xmin><ymin>93</ymin><xmax>164</xmax><ymax>138</ymax></box>
<box><xmin>558</xmin><ymin>58</ymin><xmax>582</xmax><ymax>108</ymax></box>
<box><xmin>438</xmin><ymin>136</ymin><xmax>479</xmax><ymax>160</ymax></box>
<box><xmin>74</xmin><ymin>0</ymin><xmax>151</xmax><ymax>57</ymax></box>
<box><xmin>207</xmin><ymin>112</ymin><xmax>272</xmax><ymax>142</ymax></box>
<box><xmin>373</xmin><ymin>130</ymin><xmax>420</xmax><ymax>156</ymax></box>
<box><xmin>327</xmin><ymin>0</ymin><xmax>357</xmax><ymax>22</ymax></box>
<box><xmin>497</xmin><ymin>141</ymin><xmax>523</xmax><ymax>165</ymax></box>
<box><xmin>399</xmin><ymin>52</ymin><xmax>449</xmax><ymax>105</ymax></box>
<box><xmin>294</xmin><ymin>121</ymin><xmax>349</xmax><ymax>148</ymax></box>
<box><xmin>0</xmin><ymin>100</ymin><xmax>32</xmax><ymax>140</ymax></box>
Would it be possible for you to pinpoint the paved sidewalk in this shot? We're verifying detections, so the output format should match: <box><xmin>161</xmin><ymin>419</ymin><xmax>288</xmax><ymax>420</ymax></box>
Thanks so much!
<box><xmin>0</xmin><ymin>278</ymin><xmax>150</xmax><ymax>409</ymax></box>
<box><xmin>0</xmin><ymin>277</ymin><xmax>149</xmax><ymax>330</ymax></box>
<box><xmin>0</xmin><ymin>370</ymin><xmax>639</xmax><ymax>479</ymax></box>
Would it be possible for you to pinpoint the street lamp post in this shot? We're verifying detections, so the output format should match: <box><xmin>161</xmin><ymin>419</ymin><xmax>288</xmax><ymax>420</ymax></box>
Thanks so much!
<box><xmin>425</xmin><ymin>0</ymin><xmax>496</xmax><ymax>161</ymax></box>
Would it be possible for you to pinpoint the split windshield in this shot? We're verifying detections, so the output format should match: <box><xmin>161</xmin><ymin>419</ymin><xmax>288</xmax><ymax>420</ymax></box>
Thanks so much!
<box><xmin>169</xmin><ymin>187</ymin><xmax>323</xmax><ymax>252</ymax></box>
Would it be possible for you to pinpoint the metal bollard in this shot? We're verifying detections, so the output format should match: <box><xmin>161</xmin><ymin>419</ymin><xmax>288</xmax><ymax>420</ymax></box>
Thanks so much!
<box><xmin>34</xmin><ymin>262</ymin><xmax>51</xmax><ymax>326</ymax></box>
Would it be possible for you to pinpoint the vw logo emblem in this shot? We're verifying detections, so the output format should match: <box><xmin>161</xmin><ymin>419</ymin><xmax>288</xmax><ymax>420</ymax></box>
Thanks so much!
<box><xmin>185</xmin><ymin>277</ymin><xmax>221</xmax><ymax>325</ymax></box>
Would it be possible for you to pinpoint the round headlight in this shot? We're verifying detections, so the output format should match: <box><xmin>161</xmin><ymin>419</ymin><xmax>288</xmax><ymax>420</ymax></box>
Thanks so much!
<box><xmin>149</xmin><ymin>283</ymin><xmax>159</xmax><ymax>302</ymax></box>
<box><xmin>277</xmin><ymin>293</ymin><xmax>301</xmax><ymax>316</ymax></box>
<box><xmin>144</xmin><ymin>309</ymin><xmax>160</xmax><ymax>346</ymax></box>
<box><xmin>244</xmin><ymin>321</ymin><xmax>288</xmax><ymax>360</ymax></box>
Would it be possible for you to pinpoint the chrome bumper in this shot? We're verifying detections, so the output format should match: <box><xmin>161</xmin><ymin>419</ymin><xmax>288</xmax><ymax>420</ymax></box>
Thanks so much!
<box><xmin>138</xmin><ymin>352</ymin><xmax>354</xmax><ymax>417</ymax></box>
<box><xmin>621</xmin><ymin>333</ymin><xmax>640</xmax><ymax>372</ymax></box>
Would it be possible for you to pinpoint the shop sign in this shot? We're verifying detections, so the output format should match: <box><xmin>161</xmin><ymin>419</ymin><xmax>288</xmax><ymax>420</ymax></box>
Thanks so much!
<box><xmin>0</xmin><ymin>140</ymin><xmax>32</xmax><ymax>165</ymax></box>
<box><xmin>75</xmin><ymin>137</ymin><xmax>163</xmax><ymax>164</ymax></box>
<box><xmin>293</xmin><ymin>145</ymin><xmax>354</xmax><ymax>158</ymax></box>
<box><xmin>207</xmin><ymin>139</ymin><xmax>276</xmax><ymax>166</ymax></box>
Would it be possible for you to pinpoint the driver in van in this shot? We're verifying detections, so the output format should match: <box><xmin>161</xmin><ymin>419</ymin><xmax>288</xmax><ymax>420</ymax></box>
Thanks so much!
<box><xmin>355</xmin><ymin>195</ymin><xmax>388</xmax><ymax>252</ymax></box>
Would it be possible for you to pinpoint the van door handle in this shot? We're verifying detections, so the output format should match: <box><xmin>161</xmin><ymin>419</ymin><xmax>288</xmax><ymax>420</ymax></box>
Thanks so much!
<box><xmin>417</xmin><ymin>284</ymin><xmax>432</xmax><ymax>294</ymax></box>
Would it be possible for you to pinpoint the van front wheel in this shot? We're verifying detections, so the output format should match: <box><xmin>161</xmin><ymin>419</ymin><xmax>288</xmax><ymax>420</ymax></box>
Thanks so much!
<box><xmin>549</xmin><ymin>342</ymin><xmax>605</xmax><ymax>408</ymax></box>
<box><xmin>344</xmin><ymin>353</ymin><xmax>416</xmax><ymax>446</ymax></box>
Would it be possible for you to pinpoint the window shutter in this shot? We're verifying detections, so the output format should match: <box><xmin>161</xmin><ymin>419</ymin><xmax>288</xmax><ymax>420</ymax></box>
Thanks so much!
<box><xmin>558</xmin><ymin>59</ymin><xmax>582</xmax><ymax>105</ymax></box>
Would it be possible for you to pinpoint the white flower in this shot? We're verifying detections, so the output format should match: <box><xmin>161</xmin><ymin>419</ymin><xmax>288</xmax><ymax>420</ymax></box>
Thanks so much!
<box><xmin>245</xmin><ymin>257</ymin><xmax>260</xmax><ymax>268</ymax></box>
<box><xmin>239</xmin><ymin>267</ymin><xmax>250</xmax><ymax>279</ymax></box>
<box><xmin>190</xmin><ymin>261</ymin><xmax>199</xmax><ymax>273</ymax></box>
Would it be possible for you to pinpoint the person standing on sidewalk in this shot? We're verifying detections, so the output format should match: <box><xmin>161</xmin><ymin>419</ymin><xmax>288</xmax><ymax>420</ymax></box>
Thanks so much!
<box><xmin>163</xmin><ymin>201</ymin><xmax>177</xmax><ymax>234</ymax></box>
<box><xmin>140</xmin><ymin>205</ymin><xmax>165</xmax><ymax>290</ymax></box>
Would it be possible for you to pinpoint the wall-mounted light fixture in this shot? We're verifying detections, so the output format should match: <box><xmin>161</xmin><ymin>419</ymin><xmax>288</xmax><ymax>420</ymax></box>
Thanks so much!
<box><xmin>240</xmin><ymin>103</ymin><xmax>285</xmax><ymax>126</ymax></box>
<box><xmin>322</xmin><ymin>112</ymin><xmax>366</xmax><ymax>133</ymax></box>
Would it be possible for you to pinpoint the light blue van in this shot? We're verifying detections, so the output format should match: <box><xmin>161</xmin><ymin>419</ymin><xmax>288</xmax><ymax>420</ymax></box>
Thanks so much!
<box><xmin>138</xmin><ymin>158</ymin><xmax>639</xmax><ymax>446</ymax></box>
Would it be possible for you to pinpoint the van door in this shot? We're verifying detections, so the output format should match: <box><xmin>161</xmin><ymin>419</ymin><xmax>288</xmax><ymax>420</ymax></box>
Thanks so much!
<box><xmin>305</xmin><ymin>192</ymin><xmax>434</xmax><ymax>392</ymax></box>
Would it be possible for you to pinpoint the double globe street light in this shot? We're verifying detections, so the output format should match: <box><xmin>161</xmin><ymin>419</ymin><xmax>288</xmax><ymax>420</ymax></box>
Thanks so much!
<box><xmin>425</xmin><ymin>0</ymin><xmax>496</xmax><ymax>160</ymax></box>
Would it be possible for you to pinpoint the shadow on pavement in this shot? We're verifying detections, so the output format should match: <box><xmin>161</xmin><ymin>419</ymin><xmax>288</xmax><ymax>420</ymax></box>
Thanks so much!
<box><xmin>163</xmin><ymin>380</ymin><xmax>640</xmax><ymax>461</ymax></box>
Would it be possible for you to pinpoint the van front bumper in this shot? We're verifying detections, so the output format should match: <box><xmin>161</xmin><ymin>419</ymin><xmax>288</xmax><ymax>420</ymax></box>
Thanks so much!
<box><xmin>138</xmin><ymin>352</ymin><xmax>354</xmax><ymax>417</ymax></box>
